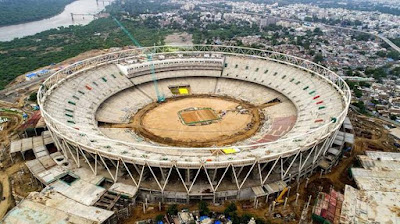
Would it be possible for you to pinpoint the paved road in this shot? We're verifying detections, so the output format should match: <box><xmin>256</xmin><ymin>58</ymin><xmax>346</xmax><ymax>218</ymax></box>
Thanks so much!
<box><xmin>0</xmin><ymin>73</ymin><xmax>52</xmax><ymax>97</ymax></box>
<box><xmin>378</xmin><ymin>35</ymin><xmax>400</xmax><ymax>53</ymax></box>
<box><xmin>350</xmin><ymin>105</ymin><xmax>400</xmax><ymax>127</ymax></box>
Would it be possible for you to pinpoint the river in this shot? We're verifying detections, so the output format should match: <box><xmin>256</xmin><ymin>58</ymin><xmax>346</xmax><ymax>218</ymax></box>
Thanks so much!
<box><xmin>0</xmin><ymin>0</ymin><xmax>112</xmax><ymax>42</ymax></box>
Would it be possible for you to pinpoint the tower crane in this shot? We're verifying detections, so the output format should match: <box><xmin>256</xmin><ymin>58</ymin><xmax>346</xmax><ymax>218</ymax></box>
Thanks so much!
<box><xmin>113</xmin><ymin>17</ymin><xmax>165</xmax><ymax>102</ymax></box>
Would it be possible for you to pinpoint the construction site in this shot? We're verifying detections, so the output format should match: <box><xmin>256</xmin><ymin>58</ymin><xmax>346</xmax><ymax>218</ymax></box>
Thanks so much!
<box><xmin>0</xmin><ymin>45</ymin><xmax>398</xmax><ymax>224</ymax></box>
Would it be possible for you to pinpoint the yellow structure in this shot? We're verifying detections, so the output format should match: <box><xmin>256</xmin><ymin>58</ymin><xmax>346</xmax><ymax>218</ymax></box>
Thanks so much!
<box><xmin>275</xmin><ymin>187</ymin><xmax>288</xmax><ymax>203</ymax></box>
<box><xmin>178</xmin><ymin>88</ymin><xmax>189</xmax><ymax>95</ymax></box>
<box><xmin>222</xmin><ymin>148</ymin><xmax>240</xmax><ymax>154</ymax></box>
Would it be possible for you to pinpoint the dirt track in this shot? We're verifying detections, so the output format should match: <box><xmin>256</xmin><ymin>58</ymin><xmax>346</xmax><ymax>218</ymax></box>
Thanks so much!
<box><xmin>0</xmin><ymin>111</ymin><xmax>23</xmax><ymax>146</ymax></box>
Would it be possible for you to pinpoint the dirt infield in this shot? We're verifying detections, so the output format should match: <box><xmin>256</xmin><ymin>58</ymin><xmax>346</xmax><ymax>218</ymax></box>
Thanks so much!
<box><xmin>131</xmin><ymin>94</ymin><xmax>264</xmax><ymax>147</ymax></box>
<box><xmin>179</xmin><ymin>108</ymin><xmax>219</xmax><ymax>125</ymax></box>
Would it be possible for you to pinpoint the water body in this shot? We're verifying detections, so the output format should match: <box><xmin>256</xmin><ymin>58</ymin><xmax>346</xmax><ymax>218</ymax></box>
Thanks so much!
<box><xmin>0</xmin><ymin>0</ymin><xmax>112</xmax><ymax>41</ymax></box>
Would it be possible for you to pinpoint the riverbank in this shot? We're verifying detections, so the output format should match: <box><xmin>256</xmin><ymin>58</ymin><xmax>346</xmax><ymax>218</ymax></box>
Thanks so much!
<box><xmin>0</xmin><ymin>0</ymin><xmax>75</xmax><ymax>27</ymax></box>
<box><xmin>0</xmin><ymin>17</ymin><xmax>169</xmax><ymax>90</ymax></box>
<box><xmin>0</xmin><ymin>0</ymin><xmax>112</xmax><ymax>41</ymax></box>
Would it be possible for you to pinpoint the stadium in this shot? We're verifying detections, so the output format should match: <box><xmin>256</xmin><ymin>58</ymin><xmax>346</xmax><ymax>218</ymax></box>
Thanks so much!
<box><xmin>38</xmin><ymin>45</ymin><xmax>351</xmax><ymax>203</ymax></box>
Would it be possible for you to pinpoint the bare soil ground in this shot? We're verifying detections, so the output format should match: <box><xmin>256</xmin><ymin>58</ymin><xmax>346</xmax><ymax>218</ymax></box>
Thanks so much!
<box><xmin>0</xmin><ymin>111</ymin><xmax>23</xmax><ymax>147</ymax></box>
<box><xmin>106</xmin><ymin>94</ymin><xmax>264</xmax><ymax>147</ymax></box>
<box><xmin>164</xmin><ymin>32</ymin><xmax>193</xmax><ymax>46</ymax></box>
<box><xmin>0</xmin><ymin>161</ymin><xmax>27</xmax><ymax>219</ymax></box>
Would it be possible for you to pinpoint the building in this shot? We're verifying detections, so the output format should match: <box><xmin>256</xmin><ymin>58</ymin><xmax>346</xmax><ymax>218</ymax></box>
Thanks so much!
<box><xmin>340</xmin><ymin>151</ymin><xmax>400</xmax><ymax>223</ymax></box>
<box><xmin>30</xmin><ymin>45</ymin><xmax>349</xmax><ymax>204</ymax></box>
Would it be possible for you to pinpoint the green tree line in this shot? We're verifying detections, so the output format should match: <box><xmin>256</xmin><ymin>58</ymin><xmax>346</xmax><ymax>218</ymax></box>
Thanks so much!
<box><xmin>0</xmin><ymin>0</ymin><xmax>75</xmax><ymax>26</ymax></box>
<box><xmin>0</xmin><ymin>18</ymin><xmax>169</xmax><ymax>90</ymax></box>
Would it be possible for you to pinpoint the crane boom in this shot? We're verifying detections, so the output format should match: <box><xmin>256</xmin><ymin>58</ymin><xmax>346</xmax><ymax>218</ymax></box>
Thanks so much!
<box><xmin>113</xmin><ymin>17</ymin><xmax>165</xmax><ymax>102</ymax></box>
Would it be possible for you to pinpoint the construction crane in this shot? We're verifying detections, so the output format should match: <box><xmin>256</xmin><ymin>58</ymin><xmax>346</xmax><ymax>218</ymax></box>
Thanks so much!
<box><xmin>113</xmin><ymin>17</ymin><xmax>165</xmax><ymax>102</ymax></box>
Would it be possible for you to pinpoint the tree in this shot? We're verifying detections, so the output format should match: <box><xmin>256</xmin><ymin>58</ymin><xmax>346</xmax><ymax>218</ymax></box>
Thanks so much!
<box><xmin>376</xmin><ymin>51</ymin><xmax>387</xmax><ymax>57</ymax></box>
<box><xmin>387</xmin><ymin>51</ymin><xmax>400</xmax><ymax>60</ymax></box>
<box><xmin>0</xmin><ymin>17</ymin><xmax>170</xmax><ymax>90</ymax></box>
<box><xmin>313</xmin><ymin>27</ymin><xmax>323</xmax><ymax>35</ymax></box>
<box><xmin>313</xmin><ymin>53</ymin><xmax>324</xmax><ymax>63</ymax></box>
<box><xmin>155</xmin><ymin>214</ymin><xmax>164</xmax><ymax>222</ymax></box>
<box><xmin>359</xmin><ymin>81</ymin><xmax>371</xmax><ymax>88</ymax></box>
<box><xmin>345</xmin><ymin>69</ymin><xmax>353</xmax><ymax>76</ymax></box>
<box><xmin>224</xmin><ymin>202</ymin><xmax>237</xmax><ymax>215</ymax></box>
<box><xmin>371</xmin><ymin>99</ymin><xmax>379</xmax><ymax>105</ymax></box>
<box><xmin>240</xmin><ymin>214</ymin><xmax>252</xmax><ymax>224</ymax></box>
<box><xmin>167</xmin><ymin>204</ymin><xmax>178</xmax><ymax>215</ymax></box>
<box><xmin>353</xmin><ymin>88</ymin><xmax>362</xmax><ymax>98</ymax></box>
<box><xmin>198</xmin><ymin>201</ymin><xmax>210</xmax><ymax>216</ymax></box>
<box><xmin>0</xmin><ymin>0</ymin><xmax>75</xmax><ymax>26</ymax></box>
<box><xmin>304</xmin><ymin>17</ymin><xmax>313</xmax><ymax>22</ymax></box>
<box><xmin>352</xmin><ymin>101</ymin><xmax>367</xmax><ymax>114</ymax></box>
<box><xmin>255</xmin><ymin>218</ymin><xmax>267</xmax><ymax>224</ymax></box>
<box><xmin>224</xmin><ymin>202</ymin><xmax>239</xmax><ymax>223</ymax></box>
<box><xmin>28</xmin><ymin>92</ymin><xmax>37</xmax><ymax>101</ymax></box>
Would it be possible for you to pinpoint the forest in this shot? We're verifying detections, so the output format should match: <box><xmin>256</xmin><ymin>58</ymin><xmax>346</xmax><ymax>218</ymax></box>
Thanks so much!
<box><xmin>0</xmin><ymin>0</ymin><xmax>74</xmax><ymax>26</ymax></box>
<box><xmin>0</xmin><ymin>18</ymin><xmax>169</xmax><ymax>90</ymax></box>
<box><xmin>107</xmin><ymin>0</ymin><xmax>180</xmax><ymax>16</ymax></box>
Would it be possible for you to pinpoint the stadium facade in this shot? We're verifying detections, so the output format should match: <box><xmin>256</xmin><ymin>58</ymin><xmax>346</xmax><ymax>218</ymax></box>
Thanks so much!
<box><xmin>38</xmin><ymin>45</ymin><xmax>351</xmax><ymax>203</ymax></box>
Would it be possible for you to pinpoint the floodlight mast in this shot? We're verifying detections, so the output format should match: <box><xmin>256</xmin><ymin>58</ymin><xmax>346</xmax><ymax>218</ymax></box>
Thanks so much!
<box><xmin>113</xmin><ymin>17</ymin><xmax>165</xmax><ymax>102</ymax></box>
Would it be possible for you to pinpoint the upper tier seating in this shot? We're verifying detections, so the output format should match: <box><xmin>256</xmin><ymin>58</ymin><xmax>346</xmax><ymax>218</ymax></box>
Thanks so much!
<box><xmin>43</xmin><ymin>55</ymin><xmax>345</xmax><ymax>161</ymax></box>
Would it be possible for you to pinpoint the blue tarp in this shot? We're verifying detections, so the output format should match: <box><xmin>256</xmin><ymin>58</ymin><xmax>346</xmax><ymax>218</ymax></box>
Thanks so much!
<box><xmin>25</xmin><ymin>73</ymin><xmax>37</xmax><ymax>78</ymax></box>
<box><xmin>37</xmin><ymin>69</ymin><xmax>49</xmax><ymax>74</ymax></box>
<box><xmin>199</xmin><ymin>216</ymin><xmax>209</xmax><ymax>221</ymax></box>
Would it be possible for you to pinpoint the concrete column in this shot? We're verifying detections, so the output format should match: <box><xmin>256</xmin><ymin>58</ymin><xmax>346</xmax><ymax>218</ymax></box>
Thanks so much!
<box><xmin>283</xmin><ymin>197</ymin><xmax>288</xmax><ymax>208</ymax></box>
<box><xmin>160</xmin><ymin>167</ymin><xmax>166</xmax><ymax>181</ymax></box>
<box><xmin>295</xmin><ymin>193</ymin><xmax>300</xmax><ymax>205</ymax></box>
<box><xmin>186</xmin><ymin>169</ymin><xmax>191</xmax><ymax>184</ymax></box>
<box><xmin>231</xmin><ymin>167</ymin><xmax>236</xmax><ymax>183</ymax></box>
<box><xmin>305</xmin><ymin>177</ymin><xmax>309</xmax><ymax>188</ymax></box>
<box><xmin>272</xmin><ymin>201</ymin><xmax>276</xmax><ymax>211</ymax></box>
<box><xmin>306</xmin><ymin>195</ymin><xmax>312</xmax><ymax>209</ymax></box>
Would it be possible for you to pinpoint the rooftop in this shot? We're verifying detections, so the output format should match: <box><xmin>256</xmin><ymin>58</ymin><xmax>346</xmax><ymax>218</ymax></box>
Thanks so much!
<box><xmin>340</xmin><ymin>151</ymin><xmax>400</xmax><ymax>223</ymax></box>
<box><xmin>1</xmin><ymin>189</ymin><xmax>114</xmax><ymax>224</ymax></box>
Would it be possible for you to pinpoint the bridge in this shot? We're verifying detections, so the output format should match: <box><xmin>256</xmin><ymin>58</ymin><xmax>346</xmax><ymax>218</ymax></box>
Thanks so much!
<box><xmin>70</xmin><ymin>13</ymin><xmax>98</xmax><ymax>21</ymax></box>
<box><xmin>70</xmin><ymin>0</ymin><xmax>112</xmax><ymax>20</ymax></box>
